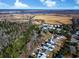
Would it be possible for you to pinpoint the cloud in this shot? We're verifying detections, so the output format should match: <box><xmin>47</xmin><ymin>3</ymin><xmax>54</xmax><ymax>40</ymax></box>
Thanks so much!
<box><xmin>0</xmin><ymin>0</ymin><xmax>30</xmax><ymax>9</ymax></box>
<box><xmin>13</xmin><ymin>0</ymin><xmax>30</xmax><ymax>9</ymax></box>
<box><xmin>44</xmin><ymin>0</ymin><xmax>56</xmax><ymax>8</ymax></box>
<box><xmin>40</xmin><ymin>0</ymin><xmax>56</xmax><ymax>8</ymax></box>
<box><xmin>40</xmin><ymin>0</ymin><xmax>46</xmax><ymax>2</ymax></box>
<box><xmin>60</xmin><ymin>0</ymin><xmax>65</xmax><ymax>2</ymax></box>
<box><xmin>74</xmin><ymin>5</ymin><xmax>79</xmax><ymax>9</ymax></box>
<box><xmin>75</xmin><ymin>0</ymin><xmax>79</xmax><ymax>5</ymax></box>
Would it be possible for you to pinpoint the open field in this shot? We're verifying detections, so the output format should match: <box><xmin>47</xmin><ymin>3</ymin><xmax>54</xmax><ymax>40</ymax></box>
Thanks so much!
<box><xmin>33</xmin><ymin>14</ymin><xmax>73</xmax><ymax>24</ymax></box>
<box><xmin>0</xmin><ymin>14</ymin><xmax>75</xmax><ymax>24</ymax></box>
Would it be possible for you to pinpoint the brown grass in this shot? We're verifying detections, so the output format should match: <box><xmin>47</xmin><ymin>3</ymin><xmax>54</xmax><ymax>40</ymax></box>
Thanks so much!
<box><xmin>34</xmin><ymin>14</ymin><xmax>72</xmax><ymax>24</ymax></box>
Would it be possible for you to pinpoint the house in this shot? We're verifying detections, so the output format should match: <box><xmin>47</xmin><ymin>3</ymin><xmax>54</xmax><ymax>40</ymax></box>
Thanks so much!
<box><xmin>36</xmin><ymin>35</ymin><xmax>67</xmax><ymax>58</ymax></box>
<box><xmin>72</xmin><ymin>31</ymin><xmax>79</xmax><ymax>41</ymax></box>
<box><xmin>41</xmin><ymin>24</ymin><xmax>63</xmax><ymax>33</ymax></box>
<box><xmin>37</xmin><ymin>51</ymin><xmax>46</xmax><ymax>58</ymax></box>
<box><xmin>71</xmin><ymin>18</ymin><xmax>79</xmax><ymax>25</ymax></box>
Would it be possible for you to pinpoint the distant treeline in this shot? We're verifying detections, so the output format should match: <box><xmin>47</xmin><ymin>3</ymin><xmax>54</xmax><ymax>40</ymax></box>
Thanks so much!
<box><xmin>0</xmin><ymin>9</ymin><xmax>79</xmax><ymax>14</ymax></box>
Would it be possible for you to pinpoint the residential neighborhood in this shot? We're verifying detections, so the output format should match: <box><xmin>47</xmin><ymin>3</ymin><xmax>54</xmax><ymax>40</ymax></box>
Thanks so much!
<box><xmin>0</xmin><ymin>10</ymin><xmax>79</xmax><ymax>58</ymax></box>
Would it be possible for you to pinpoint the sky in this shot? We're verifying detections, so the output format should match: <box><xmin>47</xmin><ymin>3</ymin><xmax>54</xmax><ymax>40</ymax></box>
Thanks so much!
<box><xmin>0</xmin><ymin>0</ymin><xmax>79</xmax><ymax>9</ymax></box>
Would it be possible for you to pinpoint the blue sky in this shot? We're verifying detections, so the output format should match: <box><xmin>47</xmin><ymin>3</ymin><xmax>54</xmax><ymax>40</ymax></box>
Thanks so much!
<box><xmin>0</xmin><ymin>0</ymin><xmax>79</xmax><ymax>9</ymax></box>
